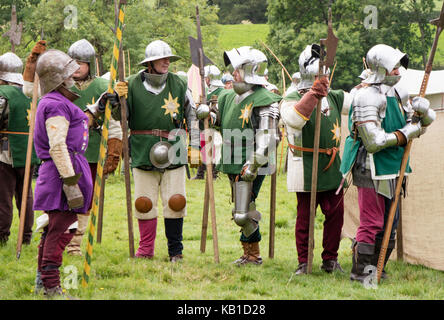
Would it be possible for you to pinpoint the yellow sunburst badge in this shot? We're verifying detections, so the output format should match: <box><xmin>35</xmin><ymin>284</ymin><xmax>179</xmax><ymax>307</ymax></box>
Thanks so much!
<box><xmin>331</xmin><ymin>119</ymin><xmax>341</xmax><ymax>146</ymax></box>
<box><xmin>161</xmin><ymin>92</ymin><xmax>180</xmax><ymax>121</ymax></box>
<box><xmin>26</xmin><ymin>103</ymin><xmax>32</xmax><ymax>126</ymax></box>
<box><xmin>239</xmin><ymin>102</ymin><xmax>253</xmax><ymax>128</ymax></box>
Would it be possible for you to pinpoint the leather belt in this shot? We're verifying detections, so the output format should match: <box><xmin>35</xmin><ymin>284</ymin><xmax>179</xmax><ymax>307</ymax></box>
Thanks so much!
<box><xmin>0</xmin><ymin>130</ymin><xmax>29</xmax><ymax>135</ymax></box>
<box><xmin>130</xmin><ymin>129</ymin><xmax>171</xmax><ymax>139</ymax></box>
<box><xmin>288</xmin><ymin>142</ymin><xmax>339</xmax><ymax>172</ymax></box>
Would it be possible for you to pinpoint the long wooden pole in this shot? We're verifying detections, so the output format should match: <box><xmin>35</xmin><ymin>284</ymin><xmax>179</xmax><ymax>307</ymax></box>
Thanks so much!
<box><xmin>376</xmin><ymin>1</ymin><xmax>444</xmax><ymax>283</ymax></box>
<box><xmin>96</xmin><ymin>174</ymin><xmax>105</xmax><ymax>243</ymax></box>
<box><xmin>82</xmin><ymin>0</ymin><xmax>128</xmax><ymax>288</ymax></box>
<box><xmin>269</xmin><ymin>154</ymin><xmax>277</xmax><ymax>259</ymax></box>
<box><xmin>196</xmin><ymin>6</ymin><xmax>219</xmax><ymax>263</ymax></box>
<box><xmin>260</xmin><ymin>41</ymin><xmax>292</xmax><ymax>82</ymax></box>
<box><xmin>200</xmin><ymin>176</ymin><xmax>209</xmax><ymax>253</ymax></box>
<box><xmin>118</xmin><ymin>44</ymin><xmax>135</xmax><ymax>259</ymax></box>
<box><xmin>16</xmin><ymin>73</ymin><xmax>39</xmax><ymax>259</ymax></box>
<box><xmin>307</xmin><ymin>5</ymin><xmax>338</xmax><ymax>274</ymax></box>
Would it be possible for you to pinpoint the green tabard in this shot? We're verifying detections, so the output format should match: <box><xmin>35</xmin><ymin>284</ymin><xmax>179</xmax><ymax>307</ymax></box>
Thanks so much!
<box><xmin>340</xmin><ymin>95</ymin><xmax>411</xmax><ymax>179</ymax></box>
<box><xmin>0</xmin><ymin>85</ymin><xmax>39</xmax><ymax>168</ymax></box>
<box><xmin>207</xmin><ymin>87</ymin><xmax>224</xmax><ymax>101</ymax></box>
<box><xmin>284</xmin><ymin>89</ymin><xmax>345</xmax><ymax>191</ymax></box>
<box><xmin>71</xmin><ymin>77</ymin><xmax>109</xmax><ymax>163</ymax></box>
<box><xmin>127</xmin><ymin>72</ymin><xmax>187</xmax><ymax>168</ymax></box>
<box><xmin>216</xmin><ymin>86</ymin><xmax>281</xmax><ymax>174</ymax></box>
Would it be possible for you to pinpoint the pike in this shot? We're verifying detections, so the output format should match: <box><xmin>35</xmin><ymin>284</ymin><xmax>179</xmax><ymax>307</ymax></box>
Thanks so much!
<box><xmin>16</xmin><ymin>32</ymin><xmax>45</xmax><ymax>260</ymax></box>
<box><xmin>82</xmin><ymin>0</ymin><xmax>130</xmax><ymax>288</ymax></box>
<box><xmin>189</xmin><ymin>5</ymin><xmax>220</xmax><ymax>263</ymax></box>
<box><xmin>376</xmin><ymin>0</ymin><xmax>444</xmax><ymax>283</ymax></box>
<box><xmin>307</xmin><ymin>3</ymin><xmax>338</xmax><ymax>274</ymax></box>
<box><xmin>15</xmin><ymin>75</ymin><xmax>39</xmax><ymax>260</ymax></box>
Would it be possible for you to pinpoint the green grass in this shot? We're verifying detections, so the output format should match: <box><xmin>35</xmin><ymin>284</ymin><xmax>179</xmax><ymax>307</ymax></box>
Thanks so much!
<box><xmin>1</xmin><ymin>150</ymin><xmax>444</xmax><ymax>300</ymax></box>
<box><xmin>217</xmin><ymin>23</ymin><xmax>269</xmax><ymax>51</ymax></box>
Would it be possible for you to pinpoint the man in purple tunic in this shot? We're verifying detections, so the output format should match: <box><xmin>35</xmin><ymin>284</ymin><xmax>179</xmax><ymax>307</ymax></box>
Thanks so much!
<box><xmin>33</xmin><ymin>49</ymin><xmax>94</xmax><ymax>297</ymax></box>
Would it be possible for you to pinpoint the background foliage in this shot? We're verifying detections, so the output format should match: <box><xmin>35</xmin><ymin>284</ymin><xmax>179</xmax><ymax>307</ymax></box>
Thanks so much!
<box><xmin>267</xmin><ymin>0</ymin><xmax>439</xmax><ymax>91</ymax></box>
<box><xmin>0</xmin><ymin>0</ymin><xmax>442</xmax><ymax>92</ymax></box>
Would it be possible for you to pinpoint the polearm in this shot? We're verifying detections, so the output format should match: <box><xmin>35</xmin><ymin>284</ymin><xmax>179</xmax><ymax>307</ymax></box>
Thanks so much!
<box><xmin>117</xmin><ymin>38</ymin><xmax>135</xmax><ymax>259</ymax></box>
<box><xmin>307</xmin><ymin>4</ymin><xmax>338</xmax><ymax>274</ymax></box>
<box><xmin>16</xmin><ymin>73</ymin><xmax>39</xmax><ymax>260</ymax></box>
<box><xmin>269</xmin><ymin>152</ymin><xmax>277</xmax><ymax>259</ymax></box>
<box><xmin>190</xmin><ymin>5</ymin><xmax>220</xmax><ymax>263</ymax></box>
<box><xmin>260</xmin><ymin>41</ymin><xmax>292</xmax><ymax>82</ymax></box>
<box><xmin>82</xmin><ymin>0</ymin><xmax>128</xmax><ymax>288</ymax></box>
<box><xmin>376</xmin><ymin>0</ymin><xmax>444</xmax><ymax>283</ymax></box>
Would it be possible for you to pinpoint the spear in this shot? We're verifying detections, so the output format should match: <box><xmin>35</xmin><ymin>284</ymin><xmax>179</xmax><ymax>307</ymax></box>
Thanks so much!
<box><xmin>82</xmin><ymin>0</ymin><xmax>129</xmax><ymax>288</ymax></box>
<box><xmin>16</xmin><ymin>73</ymin><xmax>39</xmax><ymax>260</ymax></box>
<box><xmin>307</xmin><ymin>4</ymin><xmax>338</xmax><ymax>274</ymax></box>
<box><xmin>189</xmin><ymin>6</ymin><xmax>220</xmax><ymax>263</ymax></box>
<box><xmin>260</xmin><ymin>41</ymin><xmax>292</xmax><ymax>82</ymax></box>
<box><xmin>376</xmin><ymin>0</ymin><xmax>444</xmax><ymax>283</ymax></box>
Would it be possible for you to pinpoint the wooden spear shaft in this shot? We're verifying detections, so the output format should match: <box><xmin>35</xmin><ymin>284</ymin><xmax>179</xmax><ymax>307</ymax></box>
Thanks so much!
<box><xmin>376</xmin><ymin>1</ymin><xmax>444</xmax><ymax>283</ymax></box>
<box><xmin>16</xmin><ymin>73</ymin><xmax>39</xmax><ymax>259</ymax></box>
<box><xmin>118</xmin><ymin>43</ymin><xmax>135</xmax><ymax>259</ymax></box>
<box><xmin>196</xmin><ymin>6</ymin><xmax>219</xmax><ymax>263</ymax></box>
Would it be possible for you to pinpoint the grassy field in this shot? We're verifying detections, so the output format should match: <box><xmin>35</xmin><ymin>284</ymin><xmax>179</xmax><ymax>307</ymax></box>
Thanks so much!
<box><xmin>1</xmin><ymin>159</ymin><xmax>444</xmax><ymax>300</ymax></box>
<box><xmin>216</xmin><ymin>23</ymin><xmax>270</xmax><ymax>51</ymax></box>
<box><xmin>1</xmin><ymin>22</ymin><xmax>444</xmax><ymax>302</ymax></box>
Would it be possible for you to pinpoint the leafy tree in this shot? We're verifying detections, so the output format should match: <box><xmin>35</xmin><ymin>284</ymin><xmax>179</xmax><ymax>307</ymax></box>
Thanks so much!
<box><xmin>267</xmin><ymin>0</ymin><xmax>437</xmax><ymax>91</ymax></box>
<box><xmin>0</xmin><ymin>0</ymin><xmax>220</xmax><ymax>77</ymax></box>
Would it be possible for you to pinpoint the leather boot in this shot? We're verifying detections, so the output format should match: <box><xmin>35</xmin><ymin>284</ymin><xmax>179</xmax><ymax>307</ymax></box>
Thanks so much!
<box><xmin>239</xmin><ymin>242</ymin><xmax>263</xmax><ymax>266</ymax></box>
<box><xmin>66</xmin><ymin>214</ymin><xmax>89</xmax><ymax>256</ymax></box>
<box><xmin>350</xmin><ymin>241</ymin><xmax>375</xmax><ymax>283</ymax></box>
<box><xmin>135</xmin><ymin>218</ymin><xmax>157</xmax><ymax>259</ymax></box>
<box><xmin>372</xmin><ymin>237</ymin><xmax>396</xmax><ymax>279</ymax></box>
<box><xmin>233</xmin><ymin>241</ymin><xmax>250</xmax><ymax>264</ymax></box>
<box><xmin>192</xmin><ymin>164</ymin><xmax>206</xmax><ymax>180</ymax></box>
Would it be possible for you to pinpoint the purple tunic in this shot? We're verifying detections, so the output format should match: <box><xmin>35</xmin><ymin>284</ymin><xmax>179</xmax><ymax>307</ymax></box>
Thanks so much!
<box><xmin>33</xmin><ymin>91</ymin><xmax>93</xmax><ymax>213</ymax></box>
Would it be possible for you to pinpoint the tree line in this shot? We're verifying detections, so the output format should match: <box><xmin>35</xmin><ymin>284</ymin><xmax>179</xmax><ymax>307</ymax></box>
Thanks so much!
<box><xmin>0</xmin><ymin>0</ymin><xmax>439</xmax><ymax>92</ymax></box>
<box><xmin>266</xmin><ymin>0</ymin><xmax>439</xmax><ymax>91</ymax></box>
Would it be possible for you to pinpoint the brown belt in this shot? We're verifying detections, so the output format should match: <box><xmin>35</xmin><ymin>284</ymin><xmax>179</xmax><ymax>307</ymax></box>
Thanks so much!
<box><xmin>130</xmin><ymin>129</ymin><xmax>171</xmax><ymax>139</ymax></box>
<box><xmin>0</xmin><ymin>130</ymin><xmax>29</xmax><ymax>135</ymax></box>
<box><xmin>288</xmin><ymin>143</ymin><xmax>339</xmax><ymax>172</ymax></box>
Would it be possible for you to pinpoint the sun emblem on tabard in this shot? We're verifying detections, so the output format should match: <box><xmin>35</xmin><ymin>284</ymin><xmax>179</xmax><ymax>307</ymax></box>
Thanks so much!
<box><xmin>331</xmin><ymin>119</ymin><xmax>341</xmax><ymax>146</ymax></box>
<box><xmin>161</xmin><ymin>92</ymin><xmax>180</xmax><ymax>121</ymax></box>
<box><xmin>26</xmin><ymin>103</ymin><xmax>32</xmax><ymax>126</ymax></box>
<box><xmin>239</xmin><ymin>102</ymin><xmax>253</xmax><ymax>128</ymax></box>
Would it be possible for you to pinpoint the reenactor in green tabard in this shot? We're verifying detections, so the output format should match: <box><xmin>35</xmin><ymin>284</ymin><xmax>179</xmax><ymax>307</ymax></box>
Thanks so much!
<box><xmin>112</xmin><ymin>40</ymin><xmax>204</xmax><ymax>262</ymax></box>
<box><xmin>213</xmin><ymin>46</ymin><xmax>281</xmax><ymax>265</ymax></box>
<box><xmin>0</xmin><ymin>51</ymin><xmax>40</xmax><ymax>246</ymax></box>
<box><xmin>65</xmin><ymin>39</ymin><xmax>123</xmax><ymax>256</ymax></box>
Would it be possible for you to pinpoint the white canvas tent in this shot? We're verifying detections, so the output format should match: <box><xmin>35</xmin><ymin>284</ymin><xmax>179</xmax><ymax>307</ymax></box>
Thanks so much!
<box><xmin>397</xmin><ymin>68</ymin><xmax>444</xmax><ymax>110</ymax></box>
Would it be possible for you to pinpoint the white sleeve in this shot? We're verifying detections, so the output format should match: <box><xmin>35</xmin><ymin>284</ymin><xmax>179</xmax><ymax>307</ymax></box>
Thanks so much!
<box><xmin>341</xmin><ymin>91</ymin><xmax>353</xmax><ymax>115</ymax></box>
<box><xmin>46</xmin><ymin>116</ymin><xmax>75</xmax><ymax>178</ymax></box>
<box><xmin>108</xmin><ymin>117</ymin><xmax>123</xmax><ymax>140</ymax></box>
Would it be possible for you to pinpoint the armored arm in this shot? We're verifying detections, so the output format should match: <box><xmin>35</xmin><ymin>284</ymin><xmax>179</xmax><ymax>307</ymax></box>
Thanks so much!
<box><xmin>0</xmin><ymin>97</ymin><xmax>8</xmax><ymax>131</ymax></box>
<box><xmin>241</xmin><ymin>102</ymin><xmax>280</xmax><ymax>181</ymax></box>
<box><xmin>184</xmin><ymin>89</ymin><xmax>201</xmax><ymax>150</ymax></box>
<box><xmin>353</xmin><ymin>86</ymin><xmax>425</xmax><ymax>154</ymax></box>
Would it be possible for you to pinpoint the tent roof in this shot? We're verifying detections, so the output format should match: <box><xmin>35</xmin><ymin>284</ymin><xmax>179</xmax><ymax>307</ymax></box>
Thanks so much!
<box><xmin>398</xmin><ymin>68</ymin><xmax>444</xmax><ymax>96</ymax></box>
